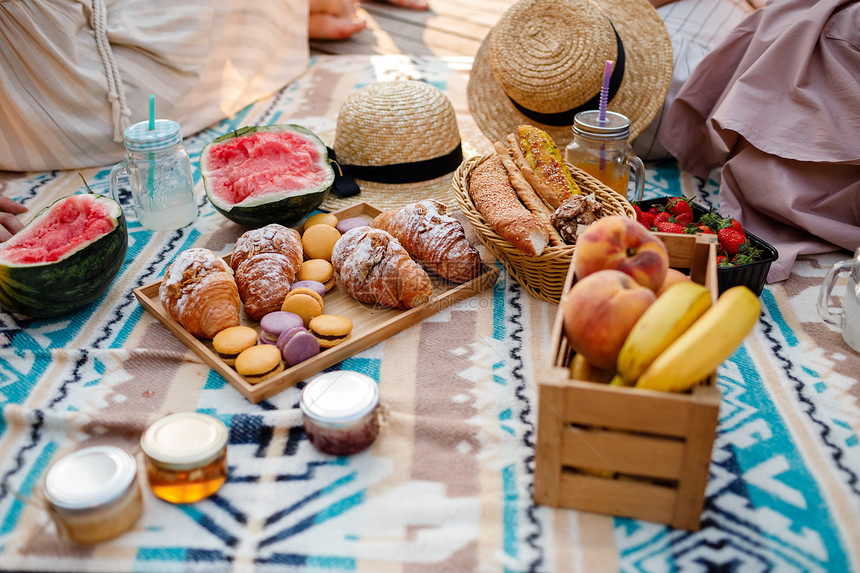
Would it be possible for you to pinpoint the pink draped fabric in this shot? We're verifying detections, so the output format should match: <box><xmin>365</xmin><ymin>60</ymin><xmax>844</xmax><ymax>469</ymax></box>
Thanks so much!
<box><xmin>660</xmin><ymin>0</ymin><xmax>860</xmax><ymax>282</ymax></box>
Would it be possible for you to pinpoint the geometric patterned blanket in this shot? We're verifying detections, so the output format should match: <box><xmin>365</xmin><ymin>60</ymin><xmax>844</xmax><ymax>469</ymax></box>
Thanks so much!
<box><xmin>0</xmin><ymin>55</ymin><xmax>858</xmax><ymax>573</ymax></box>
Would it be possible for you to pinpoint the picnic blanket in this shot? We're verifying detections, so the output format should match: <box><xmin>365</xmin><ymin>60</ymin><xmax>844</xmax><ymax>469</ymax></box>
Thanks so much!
<box><xmin>0</xmin><ymin>55</ymin><xmax>858</xmax><ymax>573</ymax></box>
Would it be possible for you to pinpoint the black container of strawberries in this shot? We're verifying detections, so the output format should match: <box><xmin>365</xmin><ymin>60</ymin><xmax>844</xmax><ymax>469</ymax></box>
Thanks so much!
<box><xmin>635</xmin><ymin>196</ymin><xmax>778</xmax><ymax>297</ymax></box>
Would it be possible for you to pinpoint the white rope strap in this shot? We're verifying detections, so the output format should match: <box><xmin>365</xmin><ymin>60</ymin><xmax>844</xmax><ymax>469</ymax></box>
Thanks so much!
<box><xmin>91</xmin><ymin>0</ymin><xmax>131</xmax><ymax>142</ymax></box>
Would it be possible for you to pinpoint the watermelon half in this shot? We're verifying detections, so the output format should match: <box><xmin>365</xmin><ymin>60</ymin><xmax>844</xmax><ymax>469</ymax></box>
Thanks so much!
<box><xmin>201</xmin><ymin>124</ymin><xmax>335</xmax><ymax>227</ymax></box>
<box><xmin>0</xmin><ymin>193</ymin><xmax>128</xmax><ymax>318</ymax></box>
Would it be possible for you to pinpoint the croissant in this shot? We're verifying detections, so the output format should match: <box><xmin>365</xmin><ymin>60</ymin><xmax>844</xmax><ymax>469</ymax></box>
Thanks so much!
<box><xmin>230</xmin><ymin>224</ymin><xmax>303</xmax><ymax>274</ymax></box>
<box><xmin>159</xmin><ymin>248</ymin><xmax>241</xmax><ymax>338</ymax></box>
<box><xmin>371</xmin><ymin>200</ymin><xmax>482</xmax><ymax>284</ymax></box>
<box><xmin>331</xmin><ymin>226</ymin><xmax>433</xmax><ymax>309</ymax></box>
<box><xmin>231</xmin><ymin>224</ymin><xmax>303</xmax><ymax>319</ymax></box>
<box><xmin>235</xmin><ymin>253</ymin><xmax>295</xmax><ymax>320</ymax></box>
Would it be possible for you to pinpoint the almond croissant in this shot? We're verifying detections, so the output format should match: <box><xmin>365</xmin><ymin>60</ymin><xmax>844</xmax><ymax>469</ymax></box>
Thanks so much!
<box><xmin>231</xmin><ymin>224</ymin><xmax>303</xmax><ymax>320</ymax></box>
<box><xmin>331</xmin><ymin>226</ymin><xmax>433</xmax><ymax>310</ymax></box>
<box><xmin>159</xmin><ymin>248</ymin><xmax>241</xmax><ymax>338</ymax></box>
<box><xmin>372</xmin><ymin>200</ymin><xmax>482</xmax><ymax>284</ymax></box>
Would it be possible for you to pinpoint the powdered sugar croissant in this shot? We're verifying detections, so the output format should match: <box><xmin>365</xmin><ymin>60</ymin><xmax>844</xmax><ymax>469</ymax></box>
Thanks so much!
<box><xmin>231</xmin><ymin>224</ymin><xmax>303</xmax><ymax>320</ymax></box>
<box><xmin>372</xmin><ymin>200</ymin><xmax>482</xmax><ymax>283</ymax></box>
<box><xmin>331</xmin><ymin>226</ymin><xmax>433</xmax><ymax>309</ymax></box>
<box><xmin>159</xmin><ymin>248</ymin><xmax>241</xmax><ymax>338</ymax></box>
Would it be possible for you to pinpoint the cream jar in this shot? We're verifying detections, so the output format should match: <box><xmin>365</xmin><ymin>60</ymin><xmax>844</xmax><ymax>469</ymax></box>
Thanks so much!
<box><xmin>300</xmin><ymin>371</ymin><xmax>381</xmax><ymax>456</ymax></box>
<box><xmin>42</xmin><ymin>445</ymin><xmax>142</xmax><ymax>544</ymax></box>
<box><xmin>140</xmin><ymin>412</ymin><xmax>229</xmax><ymax>504</ymax></box>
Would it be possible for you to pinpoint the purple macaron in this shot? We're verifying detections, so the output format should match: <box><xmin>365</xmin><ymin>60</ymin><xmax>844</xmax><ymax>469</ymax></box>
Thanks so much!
<box><xmin>289</xmin><ymin>280</ymin><xmax>327</xmax><ymax>298</ymax></box>
<box><xmin>259</xmin><ymin>311</ymin><xmax>304</xmax><ymax>345</ymax></box>
<box><xmin>276</xmin><ymin>324</ymin><xmax>309</xmax><ymax>352</ymax></box>
<box><xmin>335</xmin><ymin>217</ymin><xmax>368</xmax><ymax>235</ymax></box>
<box><xmin>281</xmin><ymin>330</ymin><xmax>320</xmax><ymax>366</ymax></box>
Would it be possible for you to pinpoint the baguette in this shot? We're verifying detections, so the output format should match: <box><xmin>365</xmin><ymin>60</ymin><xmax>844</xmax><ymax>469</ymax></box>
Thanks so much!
<box><xmin>468</xmin><ymin>155</ymin><xmax>549</xmax><ymax>256</ymax></box>
<box><xmin>493</xmin><ymin>141</ymin><xmax>565</xmax><ymax>247</ymax></box>
<box><xmin>509</xmin><ymin>125</ymin><xmax>581</xmax><ymax>209</ymax></box>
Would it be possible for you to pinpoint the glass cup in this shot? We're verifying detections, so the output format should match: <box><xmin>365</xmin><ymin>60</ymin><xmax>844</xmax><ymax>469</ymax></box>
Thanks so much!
<box><xmin>565</xmin><ymin>110</ymin><xmax>645</xmax><ymax>203</ymax></box>
<box><xmin>109</xmin><ymin>119</ymin><xmax>197</xmax><ymax>231</ymax></box>
<box><xmin>817</xmin><ymin>247</ymin><xmax>860</xmax><ymax>353</ymax></box>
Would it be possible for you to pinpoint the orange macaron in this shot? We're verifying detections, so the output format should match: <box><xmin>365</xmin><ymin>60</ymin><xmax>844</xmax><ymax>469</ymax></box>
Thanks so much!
<box><xmin>281</xmin><ymin>287</ymin><xmax>324</xmax><ymax>326</ymax></box>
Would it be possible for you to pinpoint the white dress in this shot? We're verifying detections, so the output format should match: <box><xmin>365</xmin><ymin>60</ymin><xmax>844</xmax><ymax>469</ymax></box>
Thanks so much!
<box><xmin>0</xmin><ymin>0</ymin><xmax>309</xmax><ymax>171</ymax></box>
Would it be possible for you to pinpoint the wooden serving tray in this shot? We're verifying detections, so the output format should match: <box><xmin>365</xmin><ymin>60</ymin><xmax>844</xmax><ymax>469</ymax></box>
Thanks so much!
<box><xmin>133</xmin><ymin>202</ymin><xmax>500</xmax><ymax>403</ymax></box>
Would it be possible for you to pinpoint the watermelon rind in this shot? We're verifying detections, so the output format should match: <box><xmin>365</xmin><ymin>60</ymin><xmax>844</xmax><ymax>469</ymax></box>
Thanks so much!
<box><xmin>200</xmin><ymin>124</ymin><xmax>335</xmax><ymax>227</ymax></box>
<box><xmin>0</xmin><ymin>193</ymin><xmax>128</xmax><ymax>319</ymax></box>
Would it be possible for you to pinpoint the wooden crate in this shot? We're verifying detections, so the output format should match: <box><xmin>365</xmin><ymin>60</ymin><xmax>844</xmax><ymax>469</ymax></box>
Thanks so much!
<box><xmin>534</xmin><ymin>232</ymin><xmax>720</xmax><ymax>530</ymax></box>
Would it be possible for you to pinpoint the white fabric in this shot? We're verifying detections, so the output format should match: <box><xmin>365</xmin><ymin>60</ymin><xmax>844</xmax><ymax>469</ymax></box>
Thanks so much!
<box><xmin>0</xmin><ymin>0</ymin><xmax>310</xmax><ymax>172</ymax></box>
<box><xmin>633</xmin><ymin>0</ymin><xmax>756</xmax><ymax>161</ymax></box>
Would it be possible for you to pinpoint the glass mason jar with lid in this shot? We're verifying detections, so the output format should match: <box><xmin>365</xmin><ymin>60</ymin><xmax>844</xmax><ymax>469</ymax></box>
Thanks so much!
<box><xmin>565</xmin><ymin>110</ymin><xmax>645</xmax><ymax>203</ymax></box>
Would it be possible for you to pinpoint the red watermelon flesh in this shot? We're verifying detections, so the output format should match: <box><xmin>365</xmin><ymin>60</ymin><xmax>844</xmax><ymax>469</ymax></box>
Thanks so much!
<box><xmin>205</xmin><ymin>131</ymin><xmax>331</xmax><ymax>204</ymax></box>
<box><xmin>0</xmin><ymin>195</ymin><xmax>115</xmax><ymax>264</ymax></box>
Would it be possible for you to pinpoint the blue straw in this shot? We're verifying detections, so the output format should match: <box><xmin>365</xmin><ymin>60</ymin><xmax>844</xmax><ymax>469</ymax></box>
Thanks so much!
<box><xmin>147</xmin><ymin>94</ymin><xmax>156</xmax><ymax>196</ymax></box>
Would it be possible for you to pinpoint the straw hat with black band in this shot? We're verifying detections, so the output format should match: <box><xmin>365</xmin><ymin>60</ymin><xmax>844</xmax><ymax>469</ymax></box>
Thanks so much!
<box><xmin>321</xmin><ymin>80</ymin><xmax>463</xmax><ymax>213</ymax></box>
<box><xmin>468</xmin><ymin>0</ymin><xmax>673</xmax><ymax>148</ymax></box>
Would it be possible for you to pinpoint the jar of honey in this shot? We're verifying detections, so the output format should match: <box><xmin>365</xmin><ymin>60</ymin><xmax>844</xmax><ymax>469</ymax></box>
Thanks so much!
<box><xmin>300</xmin><ymin>371</ymin><xmax>381</xmax><ymax>456</ymax></box>
<box><xmin>140</xmin><ymin>412</ymin><xmax>229</xmax><ymax>504</ymax></box>
<box><xmin>565</xmin><ymin>110</ymin><xmax>645</xmax><ymax>203</ymax></box>
<box><xmin>42</xmin><ymin>445</ymin><xmax>142</xmax><ymax>544</ymax></box>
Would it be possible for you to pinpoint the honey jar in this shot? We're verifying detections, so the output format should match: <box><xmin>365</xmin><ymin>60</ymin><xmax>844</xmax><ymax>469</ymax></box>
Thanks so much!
<box><xmin>42</xmin><ymin>445</ymin><xmax>142</xmax><ymax>544</ymax></box>
<box><xmin>140</xmin><ymin>412</ymin><xmax>229</xmax><ymax>504</ymax></box>
<box><xmin>300</xmin><ymin>370</ymin><xmax>381</xmax><ymax>456</ymax></box>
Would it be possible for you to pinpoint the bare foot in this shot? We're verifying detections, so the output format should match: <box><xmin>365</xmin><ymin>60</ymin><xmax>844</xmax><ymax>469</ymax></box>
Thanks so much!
<box><xmin>309</xmin><ymin>0</ymin><xmax>368</xmax><ymax>40</ymax></box>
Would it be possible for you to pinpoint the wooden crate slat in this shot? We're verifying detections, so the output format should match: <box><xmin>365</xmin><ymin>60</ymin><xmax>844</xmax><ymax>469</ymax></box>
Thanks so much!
<box><xmin>556</xmin><ymin>473</ymin><xmax>677</xmax><ymax>525</ymax></box>
<box><xmin>560</xmin><ymin>426</ymin><xmax>685</xmax><ymax>480</ymax></box>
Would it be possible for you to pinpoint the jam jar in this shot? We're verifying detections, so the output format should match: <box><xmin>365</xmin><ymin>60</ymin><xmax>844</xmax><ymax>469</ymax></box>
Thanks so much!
<box><xmin>140</xmin><ymin>412</ymin><xmax>229</xmax><ymax>504</ymax></box>
<box><xmin>42</xmin><ymin>445</ymin><xmax>142</xmax><ymax>544</ymax></box>
<box><xmin>300</xmin><ymin>371</ymin><xmax>381</xmax><ymax>456</ymax></box>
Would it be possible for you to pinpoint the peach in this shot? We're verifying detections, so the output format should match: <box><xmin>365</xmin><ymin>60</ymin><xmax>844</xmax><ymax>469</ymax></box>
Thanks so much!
<box><xmin>657</xmin><ymin>267</ymin><xmax>693</xmax><ymax>295</ymax></box>
<box><xmin>562</xmin><ymin>269</ymin><xmax>656</xmax><ymax>370</ymax></box>
<box><xmin>574</xmin><ymin>215</ymin><xmax>669</xmax><ymax>292</ymax></box>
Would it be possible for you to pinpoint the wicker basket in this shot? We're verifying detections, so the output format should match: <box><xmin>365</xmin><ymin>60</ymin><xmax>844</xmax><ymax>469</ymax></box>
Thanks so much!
<box><xmin>453</xmin><ymin>155</ymin><xmax>636</xmax><ymax>303</ymax></box>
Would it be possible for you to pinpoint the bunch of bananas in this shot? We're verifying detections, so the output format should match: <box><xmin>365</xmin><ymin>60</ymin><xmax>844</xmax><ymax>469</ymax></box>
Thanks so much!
<box><xmin>572</xmin><ymin>283</ymin><xmax>761</xmax><ymax>392</ymax></box>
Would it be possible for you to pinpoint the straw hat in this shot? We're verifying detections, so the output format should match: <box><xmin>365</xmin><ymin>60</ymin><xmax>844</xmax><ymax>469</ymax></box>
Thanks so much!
<box><xmin>468</xmin><ymin>0</ymin><xmax>673</xmax><ymax>148</ymax></box>
<box><xmin>321</xmin><ymin>80</ymin><xmax>463</xmax><ymax>212</ymax></box>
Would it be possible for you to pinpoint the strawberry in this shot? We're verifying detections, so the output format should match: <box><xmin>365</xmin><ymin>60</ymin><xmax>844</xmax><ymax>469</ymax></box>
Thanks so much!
<box><xmin>653</xmin><ymin>211</ymin><xmax>672</xmax><ymax>226</ymax></box>
<box><xmin>637</xmin><ymin>210</ymin><xmax>655</xmax><ymax>229</ymax></box>
<box><xmin>665</xmin><ymin>197</ymin><xmax>693</xmax><ymax>219</ymax></box>
<box><xmin>718</xmin><ymin>228</ymin><xmax>746</xmax><ymax>257</ymax></box>
<box><xmin>673</xmin><ymin>211</ymin><xmax>694</xmax><ymax>226</ymax></box>
<box><xmin>655</xmin><ymin>221</ymin><xmax>686</xmax><ymax>234</ymax></box>
<box><xmin>693</xmin><ymin>223</ymin><xmax>715</xmax><ymax>234</ymax></box>
<box><xmin>716</xmin><ymin>254</ymin><xmax>733</xmax><ymax>267</ymax></box>
<box><xmin>647</xmin><ymin>205</ymin><xmax>662</xmax><ymax>216</ymax></box>
<box><xmin>731</xmin><ymin>243</ymin><xmax>762</xmax><ymax>266</ymax></box>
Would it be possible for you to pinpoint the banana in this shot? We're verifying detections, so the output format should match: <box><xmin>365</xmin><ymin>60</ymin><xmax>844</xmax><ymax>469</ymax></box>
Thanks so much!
<box><xmin>636</xmin><ymin>285</ymin><xmax>760</xmax><ymax>393</ymax></box>
<box><xmin>614</xmin><ymin>281</ymin><xmax>712</xmax><ymax>386</ymax></box>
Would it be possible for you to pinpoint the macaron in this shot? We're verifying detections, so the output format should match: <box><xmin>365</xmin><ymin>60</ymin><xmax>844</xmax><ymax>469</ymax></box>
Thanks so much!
<box><xmin>335</xmin><ymin>217</ymin><xmax>368</xmax><ymax>235</ymax></box>
<box><xmin>281</xmin><ymin>287</ymin><xmax>324</xmax><ymax>326</ymax></box>
<box><xmin>235</xmin><ymin>344</ymin><xmax>284</xmax><ymax>383</ymax></box>
<box><xmin>301</xmin><ymin>224</ymin><xmax>341</xmax><ymax>261</ymax></box>
<box><xmin>259</xmin><ymin>311</ymin><xmax>304</xmax><ymax>345</ymax></box>
<box><xmin>281</xmin><ymin>329</ymin><xmax>321</xmax><ymax>366</ymax></box>
<box><xmin>308</xmin><ymin>314</ymin><xmax>353</xmax><ymax>349</ymax></box>
<box><xmin>290</xmin><ymin>280</ymin><xmax>327</xmax><ymax>298</ymax></box>
<box><xmin>276</xmin><ymin>324</ymin><xmax>309</xmax><ymax>352</ymax></box>
<box><xmin>297</xmin><ymin>259</ymin><xmax>335</xmax><ymax>292</ymax></box>
<box><xmin>212</xmin><ymin>326</ymin><xmax>258</xmax><ymax>366</ymax></box>
<box><xmin>303</xmin><ymin>212</ymin><xmax>338</xmax><ymax>232</ymax></box>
